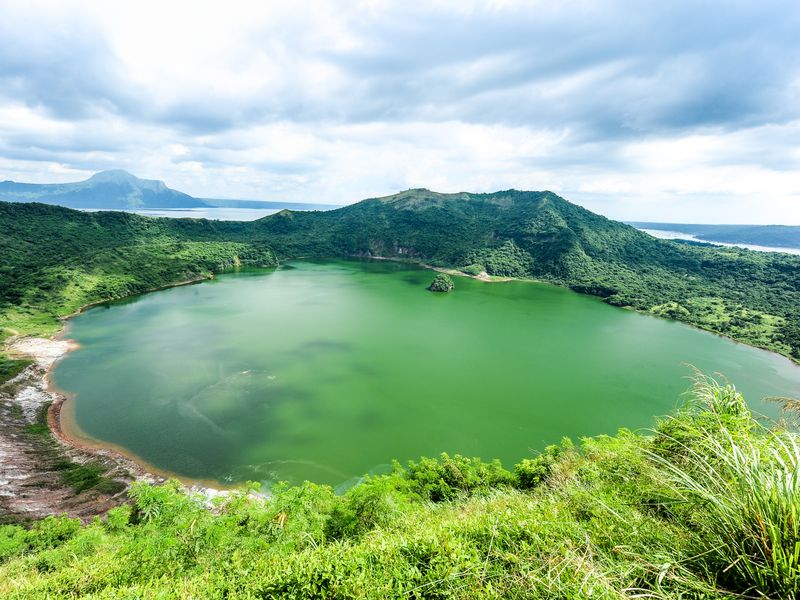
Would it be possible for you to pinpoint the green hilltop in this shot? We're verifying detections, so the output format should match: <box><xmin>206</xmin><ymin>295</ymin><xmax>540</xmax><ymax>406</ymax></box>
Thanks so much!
<box><xmin>2</xmin><ymin>189</ymin><xmax>799</xmax><ymax>362</ymax></box>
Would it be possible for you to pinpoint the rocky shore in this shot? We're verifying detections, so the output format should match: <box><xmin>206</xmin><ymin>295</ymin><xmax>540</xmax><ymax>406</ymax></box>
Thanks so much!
<box><xmin>0</xmin><ymin>338</ymin><xmax>134</xmax><ymax>521</ymax></box>
<box><xmin>1</xmin><ymin>335</ymin><xmax>244</xmax><ymax>522</ymax></box>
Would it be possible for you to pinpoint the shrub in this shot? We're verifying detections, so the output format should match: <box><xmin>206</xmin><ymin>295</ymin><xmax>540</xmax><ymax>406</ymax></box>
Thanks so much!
<box><xmin>650</xmin><ymin>375</ymin><xmax>800</xmax><ymax>597</ymax></box>
<box><xmin>461</xmin><ymin>263</ymin><xmax>484</xmax><ymax>276</ymax></box>
<box><xmin>427</xmin><ymin>273</ymin><xmax>454</xmax><ymax>292</ymax></box>
<box><xmin>400</xmin><ymin>453</ymin><xmax>515</xmax><ymax>501</ymax></box>
<box><xmin>326</xmin><ymin>478</ymin><xmax>406</xmax><ymax>540</ymax></box>
<box><xmin>514</xmin><ymin>438</ymin><xmax>572</xmax><ymax>489</ymax></box>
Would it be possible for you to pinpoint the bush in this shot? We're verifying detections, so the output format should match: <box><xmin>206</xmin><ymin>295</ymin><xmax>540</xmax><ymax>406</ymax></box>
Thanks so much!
<box><xmin>400</xmin><ymin>453</ymin><xmax>515</xmax><ymax>501</ymax></box>
<box><xmin>461</xmin><ymin>263</ymin><xmax>484</xmax><ymax>276</ymax></box>
<box><xmin>514</xmin><ymin>438</ymin><xmax>572</xmax><ymax>489</ymax></box>
<box><xmin>650</xmin><ymin>375</ymin><xmax>800</xmax><ymax>597</ymax></box>
<box><xmin>427</xmin><ymin>273</ymin><xmax>454</xmax><ymax>292</ymax></box>
<box><xmin>326</xmin><ymin>478</ymin><xmax>406</xmax><ymax>539</ymax></box>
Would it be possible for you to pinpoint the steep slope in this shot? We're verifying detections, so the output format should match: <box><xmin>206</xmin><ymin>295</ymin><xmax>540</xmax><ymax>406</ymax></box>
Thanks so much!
<box><xmin>1</xmin><ymin>189</ymin><xmax>799</xmax><ymax>360</ymax></box>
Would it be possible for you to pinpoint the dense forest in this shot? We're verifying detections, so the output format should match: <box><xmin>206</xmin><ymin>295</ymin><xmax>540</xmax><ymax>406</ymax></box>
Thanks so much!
<box><xmin>2</xmin><ymin>189</ymin><xmax>800</xmax><ymax>372</ymax></box>
<box><xmin>1</xmin><ymin>376</ymin><xmax>799</xmax><ymax>598</ymax></box>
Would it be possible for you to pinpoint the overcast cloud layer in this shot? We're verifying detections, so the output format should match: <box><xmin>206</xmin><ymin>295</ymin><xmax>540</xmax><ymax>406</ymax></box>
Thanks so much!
<box><xmin>1</xmin><ymin>0</ymin><xmax>799</xmax><ymax>222</ymax></box>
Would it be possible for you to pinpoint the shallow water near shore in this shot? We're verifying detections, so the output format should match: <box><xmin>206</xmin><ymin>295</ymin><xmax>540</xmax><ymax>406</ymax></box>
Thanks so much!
<box><xmin>53</xmin><ymin>259</ymin><xmax>800</xmax><ymax>488</ymax></box>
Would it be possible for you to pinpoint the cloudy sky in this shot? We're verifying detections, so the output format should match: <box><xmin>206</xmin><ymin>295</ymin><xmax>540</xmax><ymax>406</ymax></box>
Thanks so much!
<box><xmin>1</xmin><ymin>0</ymin><xmax>799</xmax><ymax>222</ymax></box>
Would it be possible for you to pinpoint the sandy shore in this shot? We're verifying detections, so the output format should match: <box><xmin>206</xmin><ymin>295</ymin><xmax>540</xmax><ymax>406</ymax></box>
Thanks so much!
<box><xmin>1</xmin><ymin>297</ymin><xmax>239</xmax><ymax>520</ymax></box>
<box><xmin>0</xmin><ymin>336</ymin><xmax>137</xmax><ymax>519</ymax></box>
<box><xmin>363</xmin><ymin>254</ymin><xmax>515</xmax><ymax>283</ymax></box>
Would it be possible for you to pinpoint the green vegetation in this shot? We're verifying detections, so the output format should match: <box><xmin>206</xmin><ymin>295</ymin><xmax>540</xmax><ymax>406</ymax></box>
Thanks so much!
<box><xmin>0</xmin><ymin>202</ymin><xmax>277</xmax><ymax>338</ymax></box>
<box><xmin>0</xmin><ymin>356</ymin><xmax>28</xmax><ymax>385</ymax></box>
<box><xmin>51</xmin><ymin>461</ymin><xmax>124</xmax><ymax>496</ymax></box>
<box><xmin>460</xmin><ymin>263</ymin><xmax>484</xmax><ymax>276</ymax></box>
<box><xmin>0</xmin><ymin>377</ymin><xmax>796</xmax><ymax>597</ymax></box>
<box><xmin>5</xmin><ymin>189</ymin><xmax>798</xmax><ymax>365</ymax></box>
<box><xmin>2</xmin><ymin>192</ymin><xmax>799</xmax><ymax>596</ymax></box>
<box><xmin>0</xmin><ymin>329</ymin><xmax>29</xmax><ymax>385</ymax></box>
<box><xmin>427</xmin><ymin>273</ymin><xmax>454</xmax><ymax>292</ymax></box>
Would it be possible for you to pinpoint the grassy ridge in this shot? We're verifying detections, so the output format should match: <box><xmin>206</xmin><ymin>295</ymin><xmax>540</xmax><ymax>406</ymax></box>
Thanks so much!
<box><xmin>0</xmin><ymin>377</ymin><xmax>797</xmax><ymax>598</ymax></box>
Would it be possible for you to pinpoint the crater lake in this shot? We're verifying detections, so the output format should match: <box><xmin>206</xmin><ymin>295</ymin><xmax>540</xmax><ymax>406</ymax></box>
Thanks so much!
<box><xmin>52</xmin><ymin>260</ymin><xmax>800</xmax><ymax>488</ymax></box>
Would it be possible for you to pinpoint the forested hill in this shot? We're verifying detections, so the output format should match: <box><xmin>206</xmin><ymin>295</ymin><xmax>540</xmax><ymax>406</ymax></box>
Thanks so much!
<box><xmin>1</xmin><ymin>189</ymin><xmax>799</xmax><ymax>362</ymax></box>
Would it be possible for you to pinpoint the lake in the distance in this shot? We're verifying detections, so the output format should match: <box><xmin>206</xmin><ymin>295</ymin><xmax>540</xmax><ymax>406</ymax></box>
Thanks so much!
<box><xmin>53</xmin><ymin>260</ymin><xmax>800</xmax><ymax>488</ymax></box>
<box><xmin>639</xmin><ymin>228</ymin><xmax>800</xmax><ymax>255</ymax></box>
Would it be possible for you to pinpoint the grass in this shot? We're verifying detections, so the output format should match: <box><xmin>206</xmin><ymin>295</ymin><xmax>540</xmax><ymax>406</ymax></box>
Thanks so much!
<box><xmin>0</xmin><ymin>354</ymin><xmax>30</xmax><ymax>386</ymax></box>
<box><xmin>0</xmin><ymin>328</ymin><xmax>31</xmax><ymax>386</ymax></box>
<box><xmin>650</xmin><ymin>374</ymin><xmax>800</xmax><ymax>597</ymax></box>
<box><xmin>51</xmin><ymin>461</ymin><xmax>126</xmax><ymax>495</ymax></box>
<box><xmin>0</xmin><ymin>376</ymin><xmax>796</xmax><ymax>598</ymax></box>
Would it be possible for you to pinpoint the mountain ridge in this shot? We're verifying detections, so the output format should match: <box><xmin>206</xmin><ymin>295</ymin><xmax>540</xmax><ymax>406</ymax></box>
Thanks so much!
<box><xmin>0</xmin><ymin>170</ymin><xmax>333</xmax><ymax>211</ymax></box>
<box><xmin>2</xmin><ymin>188</ymin><xmax>798</xmax><ymax>361</ymax></box>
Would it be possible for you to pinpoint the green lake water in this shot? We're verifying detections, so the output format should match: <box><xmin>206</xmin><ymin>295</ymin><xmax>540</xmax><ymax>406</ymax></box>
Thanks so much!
<box><xmin>53</xmin><ymin>260</ymin><xmax>800</xmax><ymax>488</ymax></box>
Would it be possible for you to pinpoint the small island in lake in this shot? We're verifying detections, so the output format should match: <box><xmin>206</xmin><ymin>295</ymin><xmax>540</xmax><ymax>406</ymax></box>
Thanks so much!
<box><xmin>428</xmin><ymin>273</ymin><xmax>454</xmax><ymax>292</ymax></box>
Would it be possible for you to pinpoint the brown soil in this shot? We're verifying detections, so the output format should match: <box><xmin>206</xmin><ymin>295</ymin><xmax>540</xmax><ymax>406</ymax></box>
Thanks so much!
<box><xmin>0</xmin><ymin>360</ymin><xmax>141</xmax><ymax>523</ymax></box>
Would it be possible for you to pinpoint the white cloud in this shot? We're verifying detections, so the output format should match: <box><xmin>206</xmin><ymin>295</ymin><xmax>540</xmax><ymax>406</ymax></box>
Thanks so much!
<box><xmin>0</xmin><ymin>0</ymin><xmax>798</xmax><ymax>222</ymax></box>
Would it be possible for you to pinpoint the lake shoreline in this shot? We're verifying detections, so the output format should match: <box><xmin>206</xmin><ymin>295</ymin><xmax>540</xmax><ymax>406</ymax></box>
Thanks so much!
<box><xmin>0</xmin><ymin>337</ymin><xmax>135</xmax><ymax>520</ymax></box>
<box><xmin>2</xmin><ymin>257</ymin><xmax>798</xmax><ymax>519</ymax></box>
<box><xmin>368</xmin><ymin>255</ymin><xmax>800</xmax><ymax>366</ymax></box>
<box><xmin>0</xmin><ymin>276</ymin><xmax>240</xmax><ymax>520</ymax></box>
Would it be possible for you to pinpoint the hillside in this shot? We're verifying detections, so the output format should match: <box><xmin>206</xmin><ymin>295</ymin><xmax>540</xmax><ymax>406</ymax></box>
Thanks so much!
<box><xmin>2</xmin><ymin>189</ymin><xmax>799</xmax><ymax>364</ymax></box>
<box><xmin>630</xmin><ymin>222</ymin><xmax>800</xmax><ymax>250</ymax></box>
<box><xmin>254</xmin><ymin>190</ymin><xmax>800</xmax><ymax>360</ymax></box>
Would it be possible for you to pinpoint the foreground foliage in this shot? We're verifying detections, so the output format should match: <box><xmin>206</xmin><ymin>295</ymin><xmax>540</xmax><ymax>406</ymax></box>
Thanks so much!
<box><xmin>1</xmin><ymin>377</ymin><xmax>797</xmax><ymax>598</ymax></box>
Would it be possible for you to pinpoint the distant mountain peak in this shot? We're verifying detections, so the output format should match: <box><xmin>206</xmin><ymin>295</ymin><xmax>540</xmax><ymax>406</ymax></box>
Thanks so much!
<box><xmin>88</xmin><ymin>170</ymin><xmax>150</xmax><ymax>184</ymax></box>
<box><xmin>0</xmin><ymin>169</ymin><xmax>199</xmax><ymax>209</ymax></box>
